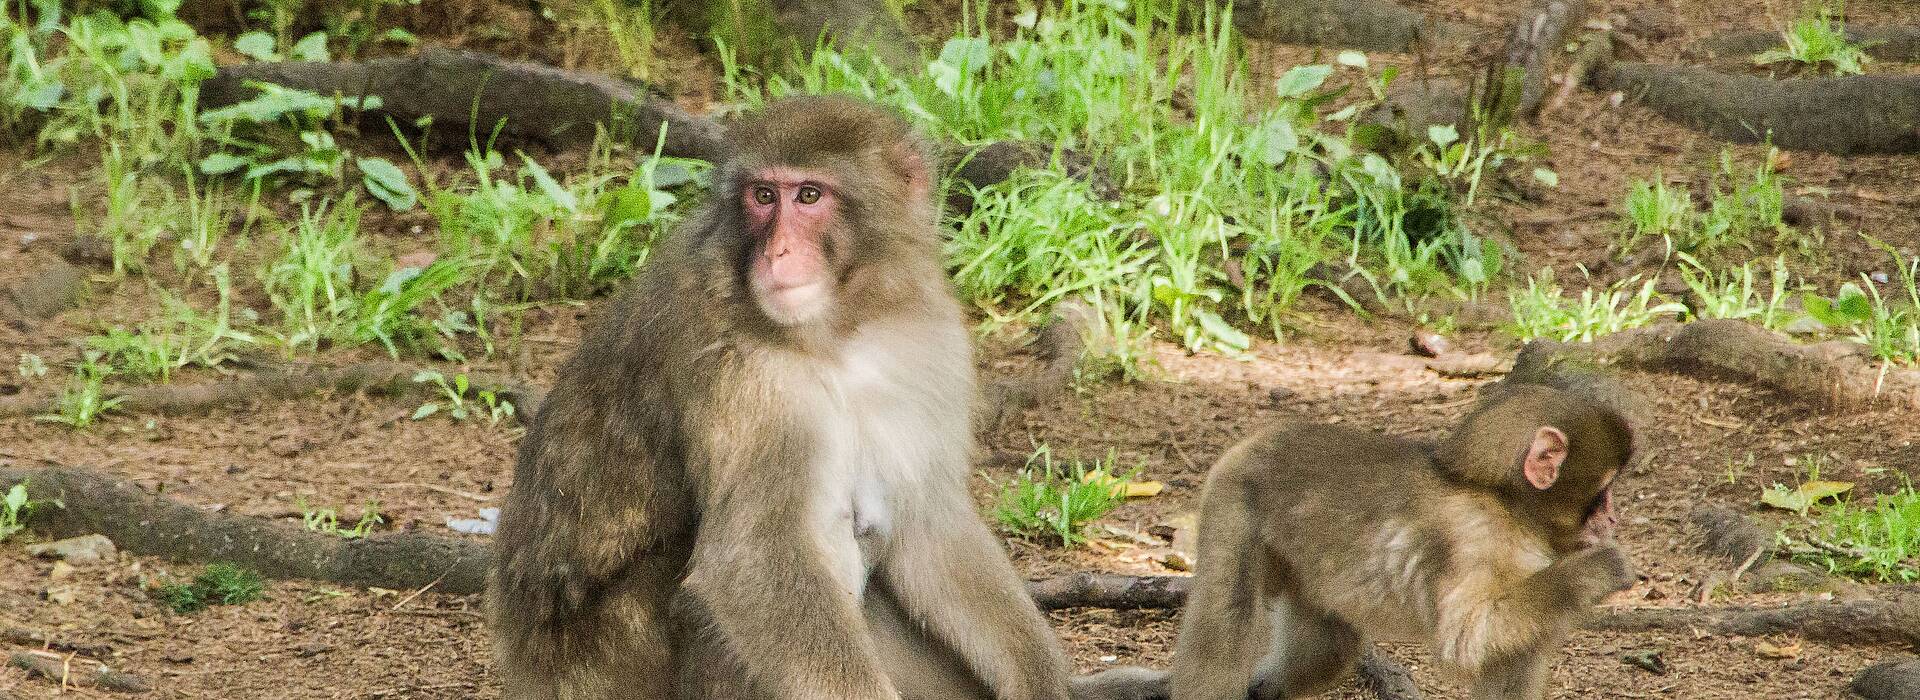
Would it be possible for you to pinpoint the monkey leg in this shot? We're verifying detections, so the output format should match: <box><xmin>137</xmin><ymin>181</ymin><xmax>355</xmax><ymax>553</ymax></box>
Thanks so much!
<box><xmin>1171</xmin><ymin>476</ymin><xmax>1283</xmax><ymax>700</ymax></box>
<box><xmin>494</xmin><ymin>575</ymin><xmax>677</xmax><ymax>700</ymax></box>
<box><xmin>1246</xmin><ymin>600</ymin><xmax>1363</xmax><ymax>700</ymax></box>
<box><xmin>867</xmin><ymin>587</ymin><xmax>996</xmax><ymax>700</ymax></box>
<box><xmin>1468</xmin><ymin>647</ymin><xmax>1555</xmax><ymax>700</ymax></box>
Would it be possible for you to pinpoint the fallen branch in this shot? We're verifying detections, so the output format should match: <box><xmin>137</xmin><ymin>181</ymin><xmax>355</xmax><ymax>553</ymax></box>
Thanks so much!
<box><xmin>8</xmin><ymin>650</ymin><xmax>152</xmax><ymax>693</ymax></box>
<box><xmin>203</xmin><ymin>47</ymin><xmax>725</xmax><ymax>159</ymax></box>
<box><xmin>1698</xmin><ymin>27</ymin><xmax>1920</xmax><ymax>64</ymax></box>
<box><xmin>1028</xmin><ymin>571</ymin><xmax>1191</xmax><ymax>611</ymax></box>
<box><xmin>1592</xmin><ymin>63</ymin><xmax>1920</xmax><ymax>154</ymax></box>
<box><xmin>0</xmin><ymin>361</ymin><xmax>543</xmax><ymax>421</ymax></box>
<box><xmin>1510</xmin><ymin>319</ymin><xmax>1920</xmax><ymax>411</ymax></box>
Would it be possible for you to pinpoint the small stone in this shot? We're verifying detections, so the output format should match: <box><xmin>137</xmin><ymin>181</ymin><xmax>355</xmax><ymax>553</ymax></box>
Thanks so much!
<box><xmin>44</xmin><ymin>586</ymin><xmax>76</xmax><ymax>605</ymax></box>
<box><xmin>1266</xmin><ymin>386</ymin><xmax>1297</xmax><ymax>406</ymax></box>
<box><xmin>1409</xmin><ymin>332</ymin><xmax>1450</xmax><ymax>358</ymax></box>
<box><xmin>1780</xmin><ymin>315</ymin><xmax>1827</xmax><ymax>336</ymax></box>
<box><xmin>48</xmin><ymin>561</ymin><xmax>75</xmax><ymax>581</ymax></box>
<box><xmin>24</xmin><ymin>534</ymin><xmax>117</xmax><ymax>565</ymax></box>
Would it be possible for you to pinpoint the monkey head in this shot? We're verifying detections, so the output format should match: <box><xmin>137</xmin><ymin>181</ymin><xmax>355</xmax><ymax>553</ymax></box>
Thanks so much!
<box><xmin>1435</xmin><ymin>385</ymin><xmax>1635</xmax><ymax>553</ymax></box>
<box><xmin>715</xmin><ymin>95</ymin><xmax>937</xmax><ymax>328</ymax></box>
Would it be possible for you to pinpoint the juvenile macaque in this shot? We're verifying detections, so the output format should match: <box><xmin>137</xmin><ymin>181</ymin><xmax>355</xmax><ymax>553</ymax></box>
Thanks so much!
<box><xmin>1170</xmin><ymin>384</ymin><xmax>1637</xmax><ymax>699</ymax></box>
<box><xmin>488</xmin><ymin>96</ymin><xmax>1072</xmax><ymax>699</ymax></box>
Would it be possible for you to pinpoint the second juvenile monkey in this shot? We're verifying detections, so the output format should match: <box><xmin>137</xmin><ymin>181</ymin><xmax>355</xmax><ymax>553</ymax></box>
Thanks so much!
<box><xmin>1170</xmin><ymin>384</ymin><xmax>1637</xmax><ymax>700</ymax></box>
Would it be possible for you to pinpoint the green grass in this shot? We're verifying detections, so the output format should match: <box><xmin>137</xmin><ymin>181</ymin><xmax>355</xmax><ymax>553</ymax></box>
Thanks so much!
<box><xmin>34</xmin><ymin>352</ymin><xmax>124</xmax><ymax>429</ymax></box>
<box><xmin>154</xmin><ymin>562</ymin><xmax>266</xmax><ymax>613</ymax></box>
<box><xmin>1754</xmin><ymin>3</ymin><xmax>1876</xmax><ymax>76</ymax></box>
<box><xmin>990</xmin><ymin>445</ymin><xmax>1136</xmax><ymax>546</ymax></box>
<box><xmin>0</xmin><ymin>482</ymin><xmax>56</xmax><ymax>543</ymax></box>
<box><xmin>1802</xmin><ymin>239</ymin><xmax>1920</xmax><ymax>365</ymax></box>
<box><xmin>1619</xmin><ymin>174</ymin><xmax>1692</xmax><ymax>254</ymax></box>
<box><xmin>1677</xmin><ymin>253</ymin><xmax>1794</xmax><ymax>330</ymax></box>
<box><xmin>1506</xmin><ymin>269</ymin><xmax>1687</xmax><ymax>342</ymax></box>
<box><xmin>296</xmin><ymin>497</ymin><xmax>384</xmax><ymax>539</ymax></box>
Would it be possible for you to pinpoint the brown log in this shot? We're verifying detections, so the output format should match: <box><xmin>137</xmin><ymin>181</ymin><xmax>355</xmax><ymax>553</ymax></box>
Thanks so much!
<box><xmin>1511</xmin><ymin>319</ymin><xmax>1920</xmax><ymax>411</ymax></box>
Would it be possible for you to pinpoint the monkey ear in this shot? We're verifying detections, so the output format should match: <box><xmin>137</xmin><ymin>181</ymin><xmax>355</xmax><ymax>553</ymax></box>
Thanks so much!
<box><xmin>1521</xmin><ymin>426</ymin><xmax>1569</xmax><ymax>489</ymax></box>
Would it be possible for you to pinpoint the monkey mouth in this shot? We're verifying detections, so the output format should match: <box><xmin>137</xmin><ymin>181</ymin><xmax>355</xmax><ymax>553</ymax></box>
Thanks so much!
<box><xmin>753</xmin><ymin>279</ymin><xmax>831</xmax><ymax>325</ymax></box>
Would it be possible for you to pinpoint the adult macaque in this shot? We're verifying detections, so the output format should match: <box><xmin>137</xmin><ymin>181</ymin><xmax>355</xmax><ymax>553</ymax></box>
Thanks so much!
<box><xmin>488</xmin><ymin>96</ymin><xmax>1071</xmax><ymax>699</ymax></box>
<box><xmin>1170</xmin><ymin>384</ymin><xmax>1637</xmax><ymax>699</ymax></box>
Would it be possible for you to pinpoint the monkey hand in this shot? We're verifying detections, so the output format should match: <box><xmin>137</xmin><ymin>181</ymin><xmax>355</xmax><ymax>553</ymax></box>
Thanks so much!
<box><xmin>1566</xmin><ymin>544</ymin><xmax>1637</xmax><ymax>604</ymax></box>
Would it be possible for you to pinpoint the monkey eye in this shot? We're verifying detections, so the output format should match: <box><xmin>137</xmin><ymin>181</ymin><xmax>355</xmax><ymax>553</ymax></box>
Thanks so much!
<box><xmin>795</xmin><ymin>185</ymin><xmax>822</xmax><ymax>204</ymax></box>
<box><xmin>752</xmin><ymin>186</ymin><xmax>777</xmax><ymax>205</ymax></box>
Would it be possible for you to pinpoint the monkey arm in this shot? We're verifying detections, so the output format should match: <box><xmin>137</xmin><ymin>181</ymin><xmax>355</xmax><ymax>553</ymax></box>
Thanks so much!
<box><xmin>878</xmin><ymin>493</ymin><xmax>1073</xmax><ymax>700</ymax></box>
<box><xmin>1434</xmin><ymin>545</ymin><xmax>1631</xmax><ymax>672</ymax></box>
<box><xmin>680</xmin><ymin>477</ymin><xmax>900</xmax><ymax>700</ymax></box>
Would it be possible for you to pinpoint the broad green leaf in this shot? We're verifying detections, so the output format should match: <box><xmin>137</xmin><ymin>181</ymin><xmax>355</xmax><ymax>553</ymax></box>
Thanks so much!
<box><xmin>1335</xmin><ymin>50</ymin><xmax>1369</xmax><ymax>69</ymax></box>
<box><xmin>1194</xmin><ymin>308</ymin><xmax>1251</xmax><ymax>352</ymax></box>
<box><xmin>290</xmin><ymin>32</ymin><xmax>329</xmax><ymax>62</ymax></box>
<box><xmin>4</xmin><ymin>484</ymin><xmax>25</xmax><ymax>512</ymax></box>
<box><xmin>1427</xmin><ymin>123</ymin><xmax>1459</xmax><ymax>149</ymax></box>
<box><xmin>410</xmin><ymin>403</ymin><xmax>440</xmax><ymax>420</ymax></box>
<box><xmin>1274</xmin><ymin>65</ymin><xmax>1333</xmax><ymax>99</ymax></box>
<box><xmin>1532</xmin><ymin>167</ymin><xmax>1560</xmax><ymax>188</ymax></box>
<box><xmin>357</xmin><ymin>157</ymin><xmax>417</xmax><ymax>211</ymax></box>
<box><xmin>380</xmin><ymin>28</ymin><xmax>418</xmax><ymax>46</ymax></box>
<box><xmin>937</xmin><ymin>37</ymin><xmax>992</xmax><ymax>72</ymax></box>
<box><xmin>234</xmin><ymin>31</ymin><xmax>278</xmax><ymax>62</ymax></box>
<box><xmin>1259</xmin><ymin>117</ymin><xmax>1297</xmax><ymax>165</ymax></box>
<box><xmin>198</xmin><ymin>152</ymin><xmax>249</xmax><ymax>175</ymax></box>
<box><xmin>1802</xmin><ymin>293</ymin><xmax>1840</xmax><ymax>326</ymax></box>
<box><xmin>1834</xmin><ymin>282</ymin><xmax>1874</xmax><ymax>322</ymax></box>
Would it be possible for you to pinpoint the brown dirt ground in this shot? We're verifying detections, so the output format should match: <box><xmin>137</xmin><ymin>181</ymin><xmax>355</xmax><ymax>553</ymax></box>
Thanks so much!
<box><xmin>5</xmin><ymin>0</ymin><xmax>1920</xmax><ymax>698</ymax></box>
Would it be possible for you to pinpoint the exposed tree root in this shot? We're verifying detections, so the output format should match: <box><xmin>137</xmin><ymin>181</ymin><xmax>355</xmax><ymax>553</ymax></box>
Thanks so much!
<box><xmin>1510</xmin><ymin>319</ymin><xmax>1920</xmax><ymax>411</ymax></box>
<box><xmin>1503</xmin><ymin>0</ymin><xmax>1589</xmax><ymax>119</ymax></box>
<box><xmin>1</xmin><ymin>467</ymin><xmax>490</xmax><ymax>595</ymax></box>
<box><xmin>0</xmin><ymin>361</ymin><xmax>543</xmax><ymax>421</ymax></box>
<box><xmin>202</xmin><ymin>47</ymin><xmax>727</xmax><ymax>159</ymax></box>
<box><xmin>1852</xmin><ymin>657</ymin><xmax>1920</xmax><ymax>700</ymax></box>
<box><xmin>1698</xmin><ymin>27</ymin><xmax>1920</xmax><ymax>64</ymax></box>
<box><xmin>1231</xmin><ymin>0</ymin><xmax>1466</xmax><ymax>53</ymax></box>
<box><xmin>6</xmin><ymin>466</ymin><xmax>1916</xmax><ymax>650</ymax></box>
<box><xmin>1586</xmin><ymin>598</ymin><xmax>1920</xmax><ymax>646</ymax></box>
<box><xmin>1593</xmin><ymin>63</ymin><xmax>1920</xmax><ymax>154</ymax></box>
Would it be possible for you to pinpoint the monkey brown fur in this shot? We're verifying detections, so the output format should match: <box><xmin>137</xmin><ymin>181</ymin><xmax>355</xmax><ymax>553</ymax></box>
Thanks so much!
<box><xmin>487</xmin><ymin>95</ymin><xmax>1071</xmax><ymax>700</ymax></box>
<box><xmin>1169</xmin><ymin>385</ymin><xmax>1637</xmax><ymax>700</ymax></box>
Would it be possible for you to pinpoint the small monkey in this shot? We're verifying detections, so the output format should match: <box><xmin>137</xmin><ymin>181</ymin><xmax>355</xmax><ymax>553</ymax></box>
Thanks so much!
<box><xmin>1170</xmin><ymin>384</ymin><xmax>1636</xmax><ymax>699</ymax></box>
<box><xmin>489</xmin><ymin>96</ymin><xmax>1072</xmax><ymax>699</ymax></box>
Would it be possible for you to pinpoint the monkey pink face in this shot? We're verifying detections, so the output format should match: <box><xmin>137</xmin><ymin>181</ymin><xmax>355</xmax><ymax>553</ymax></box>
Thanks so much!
<box><xmin>742</xmin><ymin>168</ymin><xmax>838</xmax><ymax>326</ymax></box>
